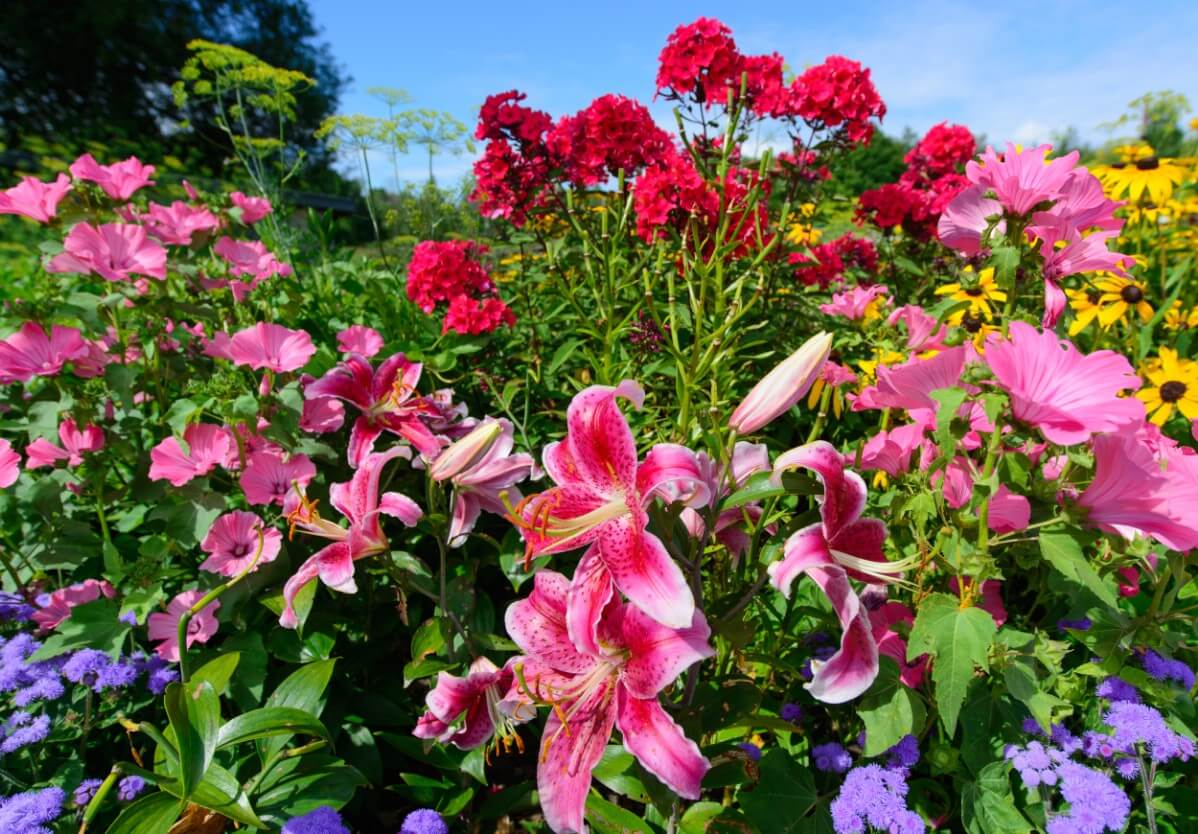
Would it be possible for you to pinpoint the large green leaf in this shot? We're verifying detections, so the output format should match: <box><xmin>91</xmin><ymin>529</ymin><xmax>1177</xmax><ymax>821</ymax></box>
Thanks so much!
<box><xmin>120</xmin><ymin>762</ymin><xmax>264</xmax><ymax>829</ymax></box>
<box><xmin>962</xmin><ymin>761</ymin><xmax>1032</xmax><ymax>834</ymax></box>
<box><xmin>741</xmin><ymin>749</ymin><xmax>818</xmax><ymax>834</ymax></box>
<box><xmin>191</xmin><ymin>652</ymin><xmax>241</xmax><ymax>697</ymax></box>
<box><xmin>908</xmin><ymin>593</ymin><xmax>997</xmax><ymax>735</ymax></box>
<box><xmin>164</xmin><ymin>680</ymin><xmax>220</xmax><ymax>799</ymax></box>
<box><xmin>258</xmin><ymin>659</ymin><xmax>336</xmax><ymax>761</ymax></box>
<box><xmin>857</xmin><ymin>658</ymin><xmax>926</xmax><ymax>756</ymax></box>
<box><xmin>585</xmin><ymin>794</ymin><xmax>655</xmax><ymax>834</ymax></box>
<box><xmin>1038</xmin><ymin>527</ymin><xmax>1117</xmax><ymax>608</ymax></box>
<box><xmin>218</xmin><ymin>707</ymin><xmax>331</xmax><ymax>750</ymax></box>
<box><xmin>104</xmin><ymin>791</ymin><xmax>182</xmax><ymax>834</ymax></box>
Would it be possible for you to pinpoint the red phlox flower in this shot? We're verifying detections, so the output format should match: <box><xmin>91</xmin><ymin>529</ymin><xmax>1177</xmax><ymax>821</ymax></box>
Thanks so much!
<box><xmin>787</xmin><ymin>56</ymin><xmax>886</xmax><ymax>144</ymax></box>
<box><xmin>547</xmin><ymin>95</ymin><xmax>674</xmax><ymax>186</ymax></box>
<box><xmin>655</xmin><ymin>17</ymin><xmax>742</xmax><ymax>104</ymax></box>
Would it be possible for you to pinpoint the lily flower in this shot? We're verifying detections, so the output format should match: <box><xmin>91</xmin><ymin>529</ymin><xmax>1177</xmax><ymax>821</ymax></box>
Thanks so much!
<box><xmin>25</xmin><ymin>419</ymin><xmax>104</xmax><ymax>469</ymax></box>
<box><xmin>506</xmin><ymin>571</ymin><xmax>712</xmax><ymax>834</ymax></box>
<box><xmin>440</xmin><ymin>418</ymin><xmax>534</xmax><ymax>548</ymax></box>
<box><xmin>306</xmin><ymin>352</ymin><xmax>445</xmax><ymax>466</ymax></box>
<box><xmin>413</xmin><ymin>657</ymin><xmax>533</xmax><ymax>755</ymax></box>
<box><xmin>513</xmin><ymin>380</ymin><xmax>709</xmax><ymax>629</ymax></box>
<box><xmin>767</xmin><ymin>441</ymin><xmax>910</xmax><ymax>703</ymax></box>
<box><xmin>729</xmin><ymin>332</ymin><xmax>832</xmax><ymax>433</ymax></box>
<box><xmin>280</xmin><ymin>447</ymin><xmax>423</xmax><ymax>627</ymax></box>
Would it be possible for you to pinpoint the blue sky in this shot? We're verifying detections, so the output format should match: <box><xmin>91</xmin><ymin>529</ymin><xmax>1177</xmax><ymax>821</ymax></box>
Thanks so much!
<box><xmin>308</xmin><ymin>0</ymin><xmax>1198</xmax><ymax>184</ymax></box>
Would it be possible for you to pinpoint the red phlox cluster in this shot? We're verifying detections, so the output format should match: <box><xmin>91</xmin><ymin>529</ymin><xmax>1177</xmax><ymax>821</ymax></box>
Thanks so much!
<box><xmin>405</xmin><ymin>240</ymin><xmax>515</xmax><ymax>335</ymax></box>
<box><xmin>547</xmin><ymin>94</ymin><xmax>674</xmax><ymax>186</ymax></box>
<box><xmin>471</xmin><ymin>91</ymin><xmax>554</xmax><ymax>226</ymax></box>
<box><xmin>790</xmin><ymin>233</ymin><xmax>879</xmax><ymax>288</ymax></box>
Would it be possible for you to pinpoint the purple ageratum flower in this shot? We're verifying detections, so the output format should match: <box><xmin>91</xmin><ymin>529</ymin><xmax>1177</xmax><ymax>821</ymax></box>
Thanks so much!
<box><xmin>0</xmin><ymin>634</ymin><xmax>44</xmax><ymax>693</ymax></box>
<box><xmin>96</xmin><ymin>659</ymin><xmax>139</xmax><ymax>690</ymax></box>
<box><xmin>62</xmin><ymin>649</ymin><xmax>109</xmax><ymax>689</ymax></box>
<box><xmin>1113</xmin><ymin>757</ymin><xmax>1141</xmax><ymax>781</ymax></box>
<box><xmin>813</xmin><ymin>742</ymin><xmax>853</xmax><ymax>774</ymax></box>
<box><xmin>116</xmin><ymin>776</ymin><xmax>146</xmax><ymax>802</ymax></box>
<box><xmin>12</xmin><ymin>675</ymin><xmax>65</xmax><ymax>708</ymax></box>
<box><xmin>1096</xmin><ymin>676</ymin><xmax>1139</xmax><ymax>703</ymax></box>
<box><xmin>118</xmin><ymin>610</ymin><xmax>138</xmax><ymax>626</ymax></box>
<box><xmin>72</xmin><ymin>779</ymin><xmax>102</xmax><ymax>807</ymax></box>
<box><xmin>1081</xmin><ymin>731</ymin><xmax>1117</xmax><ymax>760</ymax></box>
<box><xmin>1021</xmin><ymin>717</ymin><xmax>1045</xmax><ymax>736</ymax></box>
<box><xmin>885</xmin><ymin>735</ymin><xmax>920</xmax><ymax>769</ymax></box>
<box><xmin>0</xmin><ymin>712</ymin><xmax>51</xmax><ymax>754</ymax></box>
<box><xmin>1050</xmin><ymin>724</ymin><xmax>1082</xmax><ymax>755</ymax></box>
<box><xmin>132</xmin><ymin>653</ymin><xmax>180</xmax><ymax>695</ymax></box>
<box><xmin>282</xmin><ymin>806</ymin><xmax>350</xmax><ymax>834</ymax></box>
<box><xmin>1141</xmin><ymin>649</ymin><xmax>1196</xmax><ymax>690</ymax></box>
<box><xmin>780</xmin><ymin>703</ymin><xmax>803</xmax><ymax>724</ymax></box>
<box><xmin>737</xmin><ymin>742</ymin><xmax>763</xmax><ymax>762</ymax></box>
<box><xmin>1004</xmin><ymin>741</ymin><xmax>1066</xmax><ymax>789</ymax></box>
<box><xmin>829</xmin><ymin>764</ymin><xmax>925</xmax><ymax>834</ymax></box>
<box><xmin>0</xmin><ymin>786</ymin><xmax>65</xmax><ymax>834</ymax></box>
<box><xmin>400</xmin><ymin>809</ymin><xmax>448</xmax><ymax>834</ymax></box>
<box><xmin>1044</xmin><ymin>760</ymin><xmax>1130</xmax><ymax>834</ymax></box>
<box><xmin>1103</xmin><ymin>701</ymin><xmax>1195</xmax><ymax>764</ymax></box>
<box><xmin>1056</xmin><ymin>617</ymin><xmax>1091</xmax><ymax>633</ymax></box>
<box><xmin>0</xmin><ymin>593</ymin><xmax>34</xmax><ymax>622</ymax></box>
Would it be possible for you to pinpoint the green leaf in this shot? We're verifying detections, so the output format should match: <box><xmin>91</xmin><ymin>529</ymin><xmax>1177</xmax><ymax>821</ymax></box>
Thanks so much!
<box><xmin>547</xmin><ymin>339</ymin><xmax>582</xmax><ymax>374</ymax></box>
<box><xmin>741</xmin><ymin>749</ymin><xmax>818</xmax><ymax>834</ymax></box>
<box><xmin>27</xmin><ymin>598</ymin><xmax>130</xmax><ymax>661</ymax></box>
<box><xmin>411</xmin><ymin>619</ymin><xmax>445</xmax><ymax>661</ymax></box>
<box><xmin>908</xmin><ymin>593</ymin><xmax>997</xmax><ymax>735</ymax></box>
<box><xmin>593</xmin><ymin>746</ymin><xmax>648</xmax><ymax>803</ymax></box>
<box><xmin>931</xmin><ymin>387</ymin><xmax>969</xmax><ymax>459</ymax></box>
<box><xmin>218</xmin><ymin>707</ymin><xmax>331</xmax><ymax>750</ymax></box>
<box><xmin>857</xmin><ymin>658</ymin><xmax>926</xmax><ymax>756</ymax></box>
<box><xmin>192</xmin><ymin>653</ymin><xmax>241</xmax><ymax>697</ymax></box>
<box><xmin>681</xmin><ymin>802</ymin><xmax>725</xmax><ymax>834</ymax></box>
<box><xmin>723</xmin><ymin>471</ymin><xmax>787</xmax><ymax>511</ymax></box>
<box><xmin>164</xmin><ymin>680</ymin><xmax>221</xmax><ymax>799</ymax></box>
<box><xmin>1038</xmin><ymin>527</ymin><xmax>1117</xmax><ymax>608</ymax></box>
<box><xmin>164</xmin><ymin>398</ymin><xmax>201</xmax><ymax>435</ymax></box>
<box><xmin>962</xmin><ymin>762</ymin><xmax>1032</xmax><ymax>834</ymax></box>
<box><xmin>258</xmin><ymin>659</ymin><xmax>336</xmax><ymax>761</ymax></box>
<box><xmin>403</xmin><ymin>657</ymin><xmax>453</xmax><ymax>687</ymax></box>
<box><xmin>104</xmin><ymin>791</ymin><xmax>182</xmax><ymax>834</ymax></box>
<box><xmin>585</xmin><ymin>793</ymin><xmax>655</xmax><ymax>834</ymax></box>
<box><xmin>121</xmin><ymin>762</ymin><xmax>264</xmax><ymax>829</ymax></box>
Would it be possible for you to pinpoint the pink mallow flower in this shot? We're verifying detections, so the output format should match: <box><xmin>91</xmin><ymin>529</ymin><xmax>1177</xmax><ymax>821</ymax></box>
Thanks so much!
<box><xmin>965</xmin><ymin>143</ymin><xmax>1079</xmax><ymax>216</ymax></box>
<box><xmin>147</xmin><ymin>590</ymin><xmax>220</xmax><ymax>662</ymax></box>
<box><xmin>413</xmin><ymin>657</ymin><xmax>532</xmax><ymax>753</ymax></box>
<box><xmin>199</xmin><ymin>511</ymin><xmax>282</xmax><ymax>577</ymax></box>
<box><xmin>225</xmin><ymin>323</ymin><xmax>315</xmax><ymax>374</ymax></box>
<box><xmin>141</xmin><ymin>201</ymin><xmax>221</xmax><ymax>246</ymax></box>
<box><xmin>984</xmin><ymin>322</ymin><xmax>1143</xmax><ymax>446</ymax></box>
<box><xmin>0</xmin><ymin>440</ymin><xmax>18</xmax><ymax>488</ymax></box>
<box><xmin>819</xmin><ymin>285</ymin><xmax>890</xmax><ymax>321</ymax></box>
<box><xmin>31</xmin><ymin>579</ymin><xmax>115</xmax><ymax>632</ymax></box>
<box><xmin>767</xmin><ymin>441</ymin><xmax>907</xmax><ymax>703</ymax></box>
<box><xmin>440</xmin><ymin>418</ymin><xmax>533</xmax><ymax>547</ymax></box>
<box><xmin>25</xmin><ymin>419</ymin><xmax>104</xmax><ymax>469</ymax></box>
<box><xmin>0</xmin><ymin>322</ymin><xmax>88</xmax><ymax>383</ymax></box>
<box><xmin>937</xmin><ymin>184</ymin><xmax>1003</xmax><ymax>255</ymax></box>
<box><xmin>516</xmin><ymin>380</ymin><xmax>710</xmax><ymax>629</ymax></box>
<box><xmin>213</xmin><ymin>237</ymin><xmax>292</xmax><ymax>280</ymax></box>
<box><xmin>853</xmin><ymin>346</ymin><xmax>970</xmax><ymax>427</ymax></box>
<box><xmin>230</xmin><ymin>191</ymin><xmax>273</xmax><ymax>224</ymax></box>
<box><xmin>0</xmin><ymin>174</ymin><xmax>72</xmax><ymax>223</ymax></box>
<box><xmin>46</xmin><ymin>223</ymin><xmax>167</xmax><ymax>283</ymax></box>
<box><xmin>505</xmin><ymin>571</ymin><xmax>712</xmax><ymax>834</ymax></box>
<box><xmin>281</xmin><ymin>447</ymin><xmax>423</xmax><ymax>627</ymax></box>
<box><xmin>988</xmin><ymin>484</ymin><xmax>1030</xmax><ymax>534</ymax></box>
<box><xmin>69</xmin><ymin>154</ymin><xmax>156</xmax><ymax>201</ymax></box>
<box><xmin>148</xmin><ymin>423</ymin><xmax>231</xmax><ymax>486</ymax></box>
<box><xmin>336</xmin><ymin>325</ymin><xmax>384</xmax><ymax>357</ymax></box>
<box><xmin>240</xmin><ymin>450</ymin><xmax>316</xmax><ymax>506</ymax></box>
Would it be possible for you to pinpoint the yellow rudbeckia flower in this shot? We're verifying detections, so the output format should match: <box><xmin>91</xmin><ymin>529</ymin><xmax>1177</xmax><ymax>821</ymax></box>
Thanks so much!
<box><xmin>935</xmin><ymin>267</ymin><xmax>1007</xmax><ymax>320</ymax></box>
<box><xmin>1098</xmin><ymin>157</ymin><xmax>1185</xmax><ymax>205</ymax></box>
<box><xmin>1137</xmin><ymin>348</ymin><xmax>1198</xmax><ymax>425</ymax></box>
<box><xmin>1066</xmin><ymin>274</ymin><xmax>1152</xmax><ymax>335</ymax></box>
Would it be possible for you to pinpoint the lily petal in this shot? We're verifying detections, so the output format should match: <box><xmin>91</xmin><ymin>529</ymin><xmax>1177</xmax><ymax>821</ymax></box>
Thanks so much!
<box><xmin>636</xmin><ymin>443</ymin><xmax>711</xmax><ymax>508</ymax></box>
<box><xmin>617</xmin><ymin>605</ymin><xmax>714</xmax><ymax>699</ymax></box>
<box><xmin>616</xmin><ymin>685</ymin><xmax>708</xmax><ymax>799</ymax></box>
<box><xmin>566</xmin><ymin>545</ymin><xmax>614</xmax><ymax>660</ymax></box>
<box><xmin>505</xmin><ymin>571</ymin><xmax>594</xmax><ymax>675</ymax></box>
<box><xmin>598</xmin><ymin>516</ymin><xmax>693</xmax><ymax>629</ymax></box>
<box><xmin>537</xmin><ymin>680</ymin><xmax>618</xmax><ymax>834</ymax></box>
<box><xmin>561</xmin><ymin>380</ymin><xmax>645</xmax><ymax>497</ymax></box>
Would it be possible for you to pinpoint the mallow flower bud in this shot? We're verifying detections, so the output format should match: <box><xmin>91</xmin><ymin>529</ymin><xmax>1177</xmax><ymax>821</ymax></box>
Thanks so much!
<box><xmin>728</xmin><ymin>332</ymin><xmax>832</xmax><ymax>434</ymax></box>
<box><xmin>428</xmin><ymin>420</ymin><xmax>503</xmax><ymax>482</ymax></box>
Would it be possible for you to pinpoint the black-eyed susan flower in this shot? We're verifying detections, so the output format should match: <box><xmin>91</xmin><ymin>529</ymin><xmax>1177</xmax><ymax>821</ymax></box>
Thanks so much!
<box><xmin>1164</xmin><ymin>300</ymin><xmax>1198</xmax><ymax>331</ymax></box>
<box><xmin>1098</xmin><ymin>156</ymin><xmax>1185</xmax><ymax>204</ymax></box>
<box><xmin>935</xmin><ymin>266</ymin><xmax>1006</xmax><ymax>320</ymax></box>
<box><xmin>1137</xmin><ymin>348</ymin><xmax>1198</xmax><ymax>425</ymax></box>
<box><xmin>1065</xmin><ymin>274</ymin><xmax>1152</xmax><ymax>336</ymax></box>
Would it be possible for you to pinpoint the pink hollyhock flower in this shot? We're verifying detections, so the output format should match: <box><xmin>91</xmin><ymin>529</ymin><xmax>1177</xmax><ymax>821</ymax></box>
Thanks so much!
<box><xmin>679</xmin><ymin>442</ymin><xmax>772</xmax><ymax>562</ymax></box>
<box><xmin>148</xmin><ymin>423</ymin><xmax>231</xmax><ymax>486</ymax></box>
<box><xmin>147</xmin><ymin>590</ymin><xmax>220</xmax><ymax>662</ymax></box>
<box><xmin>336</xmin><ymin>325</ymin><xmax>383</xmax><ymax>357</ymax></box>
<box><xmin>306</xmin><ymin>352</ymin><xmax>445</xmax><ymax>465</ymax></box>
<box><xmin>988</xmin><ymin>484</ymin><xmax>1030</xmax><ymax>534</ymax></box>
<box><xmin>441</xmin><ymin>419</ymin><xmax>534</xmax><ymax>547</ymax></box>
<box><xmin>1028</xmin><ymin>168</ymin><xmax>1123</xmax><ymax>246</ymax></box>
<box><xmin>965</xmin><ymin>143</ymin><xmax>1079</xmax><ymax>216</ymax></box>
<box><xmin>0</xmin><ymin>322</ymin><xmax>88</xmax><ymax>383</ymax></box>
<box><xmin>853</xmin><ymin>346</ymin><xmax>970</xmax><ymax>423</ymax></box>
<box><xmin>281</xmin><ymin>447</ymin><xmax>423</xmax><ymax>627</ymax></box>
<box><xmin>516</xmin><ymin>380</ymin><xmax>709</xmax><ymax>629</ymax></box>
<box><xmin>870</xmin><ymin>601</ymin><xmax>926</xmax><ymax>688</ymax></box>
<box><xmin>1076</xmin><ymin>432</ymin><xmax>1198</xmax><ymax>551</ymax></box>
<box><xmin>767</xmin><ymin>442</ymin><xmax>900</xmax><ymax>702</ymax></box>
<box><xmin>887</xmin><ymin>305</ymin><xmax>947</xmax><ymax>353</ymax></box>
<box><xmin>984</xmin><ymin>322</ymin><xmax>1143</xmax><ymax>445</ymax></box>
<box><xmin>199</xmin><ymin>511</ymin><xmax>282</xmax><ymax>576</ymax></box>
<box><xmin>413</xmin><ymin>657</ymin><xmax>532</xmax><ymax>752</ymax></box>
<box><xmin>0</xmin><ymin>440</ymin><xmax>19</xmax><ymax>488</ymax></box>
<box><xmin>729</xmin><ymin>332</ymin><xmax>832</xmax><ymax>434</ymax></box>
<box><xmin>936</xmin><ymin>184</ymin><xmax>1003</xmax><ymax>255</ymax></box>
<box><xmin>141</xmin><ymin>201</ymin><xmax>221</xmax><ymax>246</ymax></box>
<box><xmin>46</xmin><ymin>222</ymin><xmax>167</xmax><ymax>283</ymax></box>
<box><xmin>229</xmin><ymin>191</ymin><xmax>272</xmax><ymax>224</ymax></box>
<box><xmin>226</xmin><ymin>323</ymin><xmax>315</xmax><ymax>374</ymax></box>
<box><xmin>240</xmin><ymin>450</ymin><xmax>316</xmax><ymax>506</ymax></box>
<box><xmin>857</xmin><ymin>423</ymin><xmax>928</xmax><ymax>478</ymax></box>
<box><xmin>0</xmin><ymin>174</ymin><xmax>72</xmax><ymax>223</ymax></box>
<box><xmin>506</xmin><ymin>571</ymin><xmax>712</xmax><ymax>834</ymax></box>
<box><xmin>819</xmin><ymin>286</ymin><xmax>890</xmax><ymax>321</ymax></box>
<box><xmin>300</xmin><ymin>394</ymin><xmax>345</xmax><ymax>434</ymax></box>
<box><xmin>213</xmin><ymin>237</ymin><xmax>292</xmax><ymax>279</ymax></box>
<box><xmin>25</xmin><ymin>419</ymin><xmax>104</xmax><ymax>469</ymax></box>
<box><xmin>31</xmin><ymin>579</ymin><xmax>115</xmax><ymax>632</ymax></box>
<box><xmin>69</xmin><ymin>154</ymin><xmax>155</xmax><ymax>201</ymax></box>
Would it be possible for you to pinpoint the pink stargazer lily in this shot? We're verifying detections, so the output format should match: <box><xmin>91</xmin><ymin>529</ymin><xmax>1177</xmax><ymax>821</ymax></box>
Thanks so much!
<box><xmin>281</xmin><ymin>447</ymin><xmax>423</xmax><ymax>627</ymax></box>
<box><xmin>514</xmin><ymin>380</ymin><xmax>709</xmax><ymax>629</ymax></box>
<box><xmin>767</xmin><ymin>441</ymin><xmax>907</xmax><ymax>703</ymax></box>
<box><xmin>506</xmin><ymin>571</ymin><xmax>713</xmax><ymax>834</ymax></box>
<box><xmin>413</xmin><ymin>657</ymin><xmax>532</xmax><ymax>754</ymax></box>
<box><xmin>306</xmin><ymin>352</ymin><xmax>445</xmax><ymax>466</ymax></box>
<box><xmin>440</xmin><ymin>418</ymin><xmax>534</xmax><ymax>548</ymax></box>
<box><xmin>25</xmin><ymin>419</ymin><xmax>105</xmax><ymax>469</ymax></box>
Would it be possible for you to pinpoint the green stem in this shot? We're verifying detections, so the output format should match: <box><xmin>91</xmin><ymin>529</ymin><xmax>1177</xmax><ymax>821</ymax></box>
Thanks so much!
<box><xmin>79</xmin><ymin>765</ymin><xmax>122</xmax><ymax>834</ymax></box>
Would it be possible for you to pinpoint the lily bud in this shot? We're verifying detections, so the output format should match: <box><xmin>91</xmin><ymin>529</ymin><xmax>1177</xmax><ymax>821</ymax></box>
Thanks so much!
<box><xmin>729</xmin><ymin>332</ymin><xmax>832</xmax><ymax>434</ymax></box>
<box><xmin>429</xmin><ymin>420</ymin><xmax>503</xmax><ymax>482</ymax></box>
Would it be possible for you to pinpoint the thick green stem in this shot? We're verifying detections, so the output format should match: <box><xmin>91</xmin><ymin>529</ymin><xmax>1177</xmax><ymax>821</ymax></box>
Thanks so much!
<box><xmin>79</xmin><ymin>765</ymin><xmax>122</xmax><ymax>834</ymax></box>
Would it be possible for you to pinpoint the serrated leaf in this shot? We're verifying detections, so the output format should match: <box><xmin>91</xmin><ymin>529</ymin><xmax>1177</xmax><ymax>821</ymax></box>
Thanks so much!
<box><xmin>1038</xmin><ymin>527</ymin><xmax>1117</xmax><ymax>608</ymax></box>
<box><xmin>741</xmin><ymin>749</ymin><xmax>818</xmax><ymax>834</ymax></box>
<box><xmin>908</xmin><ymin>593</ymin><xmax>997</xmax><ymax>735</ymax></box>
<box><xmin>858</xmin><ymin>658</ymin><xmax>926</xmax><ymax>756</ymax></box>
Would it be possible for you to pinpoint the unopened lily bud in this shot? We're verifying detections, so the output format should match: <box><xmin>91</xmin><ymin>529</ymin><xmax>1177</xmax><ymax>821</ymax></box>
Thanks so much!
<box><xmin>729</xmin><ymin>332</ymin><xmax>832</xmax><ymax>434</ymax></box>
<box><xmin>429</xmin><ymin>420</ymin><xmax>503</xmax><ymax>482</ymax></box>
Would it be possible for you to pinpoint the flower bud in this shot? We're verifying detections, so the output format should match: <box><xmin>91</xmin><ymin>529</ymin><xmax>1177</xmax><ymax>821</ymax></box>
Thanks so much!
<box><xmin>428</xmin><ymin>420</ymin><xmax>503</xmax><ymax>482</ymax></box>
<box><xmin>729</xmin><ymin>332</ymin><xmax>832</xmax><ymax>434</ymax></box>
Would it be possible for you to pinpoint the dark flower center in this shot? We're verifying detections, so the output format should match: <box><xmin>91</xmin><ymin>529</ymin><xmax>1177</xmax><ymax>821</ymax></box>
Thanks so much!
<box><xmin>963</xmin><ymin>287</ymin><xmax>984</xmax><ymax>297</ymax></box>
<box><xmin>230</xmin><ymin>543</ymin><xmax>249</xmax><ymax>558</ymax></box>
<box><xmin>1110</xmin><ymin>162</ymin><xmax>1127</xmax><ymax>170</ymax></box>
<box><xmin>1086</xmin><ymin>289</ymin><xmax>1102</xmax><ymax>304</ymax></box>
<box><xmin>1160</xmin><ymin>380</ymin><xmax>1187</xmax><ymax>403</ymax></box>
<box><xmin>1120</xmin><ymin>285</ymin><xmax>1144</xmax><ymax>304</ymax></box>
<box><xmin>1135</xmin><ymin>156</ymin><xmax>1160</xmax><ymax>170</ymax></box>
<box><xmin>961</xmin><ymin>312</ymin><xmax>983</xmax><ymax>333</ymax></box>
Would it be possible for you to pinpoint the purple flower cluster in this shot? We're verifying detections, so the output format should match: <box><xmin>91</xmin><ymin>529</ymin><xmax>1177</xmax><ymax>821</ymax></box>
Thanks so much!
<box><xmin>813</xmin><ymin>742</ymin><xmax>853</xmax><ymax>773</ymax></box>
<box><xmin>0</xmin><ymin>786</ymin><xmax>64</xmax><ymax>834</ymax></box>
<box><xmin>884</xmin><ymin>735</ymin><xmax>920</xmax><ymax>769</ymax></box>
<box><xmin>830</xmin><ymin>764</ymin><xmax>925</xmax><ymax>834</ymax></box>
<box><xmin>0</xmin><ymin>635</ymin><xmax>64</xmax><ymax>707</ymax></box>
<box><xmin>0</xmin><ymin>594</ymin><xmax>34</xmax><ymax>623</ymax></box>
<box><xmin>1103</xmin><ymin>701</ymin><xmax>1194</xmax><ymax>764</ymax></box>
<box><xmin>1004</xmin><ymin>741</ymin><xmax>1067</xmax><ymax>788</ymax></box>
<box><xmin>0</xmin><ymin>712</ymin><xmax>50</xmax><ymax>754</ymax></box>
<box><xmin>400</xmin><ymin>808</ymin><xmax>448</xmax><ymax>834</ymax></box>
<box><xmin>116</xmin><ymin>776</ymin><xmax>146</xmax><ymax>802</ymax></box>
<box><xmin>1141</xmin><ymin>650</ymin><xmax>1195</xmax><ymax>690</ymax></box>
<box><xmin>1044</xmin><ymin>760</ymin><xmax>1130</xmax><ymax>834</ymax></box>
<box><xmin>779</xmin><ymin>702</ymin><xmax>803</xmax><ymax>724</ymax></box>
<box><xmin>282</xmin><ymin>806</ymin><xmax>350</xmax><ymax>834</ymax></box>
<box><xmin>62</xmin><ymin>649</ymin><xmax>138</xmax><ymax>692</ymax></box>
<box><xmin>72</xmin><ymin>779</ymin><xmax>102</xmax><ymax>807</ymax></box>
<box><xmin>1095</xmin><ymin>676</ymin><xmax>1139</xmax><ymax>703</ymax></box>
